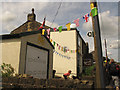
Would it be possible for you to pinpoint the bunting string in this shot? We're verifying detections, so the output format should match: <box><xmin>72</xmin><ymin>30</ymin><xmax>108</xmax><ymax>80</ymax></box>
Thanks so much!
<box><xmin>38</xmin><ymin>7</ymin><xmax>98</xmax><ymax>53</ymax></box>
<box><xmin>53</xmin><ymin>50</ymin><xmax>77</xmax><ymax>60</ymax></box>
<box><xmin>50</xmin><ymin>38</ymin><xmax>77</xmax><ymax>53</ymax></box>
<box><xmin>39</xmin><ymin>3</ymin><xmax>98</xmax><ymax>33</ymax></box>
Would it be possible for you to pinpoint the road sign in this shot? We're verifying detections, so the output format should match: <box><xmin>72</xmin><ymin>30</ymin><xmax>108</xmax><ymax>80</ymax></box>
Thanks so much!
<box><xmin>87</xmin><ymin>31</ymin><xmax>94</xmax><ymax>37</ymax></box>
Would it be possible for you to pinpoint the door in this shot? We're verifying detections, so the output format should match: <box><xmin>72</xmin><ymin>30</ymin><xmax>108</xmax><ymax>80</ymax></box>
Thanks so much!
<box><xmin>25</xmin><ymin>43</ymin><xmax>49</xmax><ymax>79</ymax></box>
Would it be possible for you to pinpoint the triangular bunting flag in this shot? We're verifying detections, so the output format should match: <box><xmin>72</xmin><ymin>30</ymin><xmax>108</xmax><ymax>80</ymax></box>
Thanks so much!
<box><xmin>47</xmin><ymin>28</ymin><xmax>50</xmax><ymax>35</ymax></box>
<box><xmin>42</xmin><ymin>29</ymin><xmax>45</xmax><ymax>35</ymax></box>
<box><xmin>38</xmin><ymin>17</ymin><xmax>46</xmax><ymax>30</ymax></box>
<box><xmin>91</xmin><ymin>7</ymin><xmax>98</xmax><ymax>17</ymax></box>
<box><xmin>90</xmin><ymin>3</ymin><xmax>94</xmax><ymax>10</ymax></box>
<box><xmin>58</xmin><ymin>26</ymin><xmax>62</xmax><ymax>32</ymax></box>
<box><xmin>50</xmin><ymin>39</ymin><xmax>52</xmax><ymax>43</ymax></box>
<box><xmin>53</xmin><ymin>28</ymin><xmax>57</xmax><ymax>32</ymax></box>
<box><xmin>66</xmin><ymin>23</ymin><xmax>71</xmax><ymax>31</ymax></box>
<box><xmin>73</xmin><ymin>18</ymin><xmax>79</xmax><ymax>27</ymax></box>
<box><xmin>53</xmin><ymin>41</ymin><xmax>56</xmax><ymax>47</ymax></box>
<box><xmin>83</xmin><ymin>13</ymin><xmax>89</xmax><ymax>22</ymax></box>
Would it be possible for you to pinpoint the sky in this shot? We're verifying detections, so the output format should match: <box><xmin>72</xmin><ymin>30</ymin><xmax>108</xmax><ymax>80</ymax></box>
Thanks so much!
<box><xmin>0</xmin><ymin>0</ymin><xmax>120</xmax><ymax>62</ymax></box>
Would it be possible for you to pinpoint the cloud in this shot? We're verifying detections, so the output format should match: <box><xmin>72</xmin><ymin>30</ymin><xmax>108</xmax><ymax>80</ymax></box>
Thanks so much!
<box><xmin>109</xmin><ymin>40</ymin><xmax>120</xmax><ymax>49</ymax></box>
<box><xmin>1</xmin><ymin>2</ymin><xmax>49</xmax><ymax>33</ymax></box>
<box><xmin>4</xmin><ymin>24</ymin><xmax>17</xmax><ymax>32</ymax></box>
<box><xmin>41</xmin><ymin>20</ymin><xmax>59</xmax><ymax>28</ymax></box>
<box><xmin>1</xmin><ymin>11</ymin><xmax>16</xmax><ymax>22</ymax></box>
<box><xmin>107</xmin><ymin>51</ymin><xmax>112</xmax><ymax>55</ymax></box>
<box><xmin>82</xmin><ymin>10</ymin><xmax>118</xmax><ymax>38</ymax></box>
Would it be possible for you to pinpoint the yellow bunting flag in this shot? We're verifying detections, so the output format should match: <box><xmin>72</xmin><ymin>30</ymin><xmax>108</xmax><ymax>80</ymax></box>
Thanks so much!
<box><xmin>75</xmin><ymin>50</ymin><xmax>77</xmax><ymax>53</ymax></box>
<box><xmin>42</xmin><ymin>29</ymin><xmax>45</xmax><ymax>35</ymax></box>
<box><xmin>50</xmin><ymin>39</ymin><xmax>53</xmax><ymax>43</ymax></box>
<box><xmin>61</xmin><ymin>47</ymin><xmax>63</xmax><ymax>51</ymax></box>
<box><xmin>66</xmin><ymin>23</ymin><xmax>71</xmax><ymax>31</ymax></box>
<box><xmin>90</xmin><ymin>3</ymin><xmax>94</xmax><ymax>10</ymax></box>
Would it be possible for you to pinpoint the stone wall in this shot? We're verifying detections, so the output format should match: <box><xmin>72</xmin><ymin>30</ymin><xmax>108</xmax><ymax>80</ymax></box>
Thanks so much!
<box><xmin>2</xmin><ymin>77</ymin><xmax>94</xmax><ymax>89</ymax></box>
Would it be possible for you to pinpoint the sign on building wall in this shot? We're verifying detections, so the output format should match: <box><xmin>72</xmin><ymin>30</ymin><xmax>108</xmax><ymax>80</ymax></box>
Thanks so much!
<box><xmin>25</xmin><ymin>43</ymin><xmax>49</xmax><ymax>79</ymax></box>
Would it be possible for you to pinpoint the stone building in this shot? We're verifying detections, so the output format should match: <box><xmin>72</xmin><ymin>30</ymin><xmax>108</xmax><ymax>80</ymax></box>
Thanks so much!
<box><xmin>1</xmin><ymin>8</ymin><xmax>53</xmax><ymax>79</ymax></box>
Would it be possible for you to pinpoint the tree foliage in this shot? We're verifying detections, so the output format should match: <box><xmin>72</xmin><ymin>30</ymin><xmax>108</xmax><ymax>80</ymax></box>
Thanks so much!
<box><xmin>0</xmin><ymin>63</ymin><xmax>14</xmax><ymax>77</ymax></box>
<box><xmin>82</xmin><ymin>65</ymin><xmax>96</xmax><ymax>76</ymax></box>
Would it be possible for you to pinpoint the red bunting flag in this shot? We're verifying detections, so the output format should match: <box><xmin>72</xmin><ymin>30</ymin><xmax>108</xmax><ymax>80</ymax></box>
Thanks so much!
<box><xmin>58</xmin><ymin>46</ymin><xmax>60</xmax><ymax>50</ymax></box>
<box><xmin>83</xmin><ymin>13</ymin><xmax>89</xmax><ymax>22</ymax></box>
<box><xmin>73</xmin><ymin>18</ymin><xmax>80</xmax><ymax>27</ymax></box>
<box><xmin>38</xmin><ymin>16</ymin><xmax>46</xmax><ymax>30</ymax></box>
<box><xmin>53</xmin><ymin>28</ymin><xmax>57</xmax><ymax>32</ymax></box>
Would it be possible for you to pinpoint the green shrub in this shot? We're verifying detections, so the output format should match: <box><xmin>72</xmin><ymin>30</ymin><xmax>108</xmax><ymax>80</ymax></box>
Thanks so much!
<box><xmin>82</xmin><ymin>65</ymin><xmax>96</xmax><ymax>76</ymax></box>
<box><xmin>0</xmin><ymin>63</ymin><xmax>14</xmax><ymax>77</ymax></box>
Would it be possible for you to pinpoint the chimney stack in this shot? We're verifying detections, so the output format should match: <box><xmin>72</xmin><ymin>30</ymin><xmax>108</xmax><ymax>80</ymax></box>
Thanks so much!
<box><xmin>27</xmin><ymin>8</ymin><xmax>36</xmax><ymax>21</ymax></box>
<box><xmin>27</xmin><ymin>8</ymin><xmax>36</xmax><ymax>31</ymax></box>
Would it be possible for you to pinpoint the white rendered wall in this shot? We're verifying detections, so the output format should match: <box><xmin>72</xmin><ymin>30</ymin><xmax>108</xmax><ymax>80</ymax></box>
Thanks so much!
<box><xmin>1</xmin><ymin>39</ymin><xmax>21</xmax><ymax>73</ymax></box>
<box><xmin>50</xmin><ymin>30</ymin><xmax>77</xmax><ymax>77</ymax></box>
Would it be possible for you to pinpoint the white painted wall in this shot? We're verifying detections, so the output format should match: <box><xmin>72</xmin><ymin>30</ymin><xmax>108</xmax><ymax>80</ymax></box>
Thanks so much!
<box><xmin>50</xmin><ymin>30</ymin><xmax>77</xmax><ymax>77</ymax></box>
<box><xmin>1</xmin><ymin>39</ymin><xmax>21</xmax><ymax>73</ymax></box>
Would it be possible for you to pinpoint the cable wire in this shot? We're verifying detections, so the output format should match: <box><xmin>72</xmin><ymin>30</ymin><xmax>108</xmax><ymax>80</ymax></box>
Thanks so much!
<box><xmin>50</xmin><ymin>2</ymin><xmax>62</xmax><ymax>27</ymax></box>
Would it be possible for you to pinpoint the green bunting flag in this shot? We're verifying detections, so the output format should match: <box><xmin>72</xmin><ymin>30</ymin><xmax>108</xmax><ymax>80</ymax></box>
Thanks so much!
<box><xmin>64</xmin><ymin>48</ymin><xmax>66</xmax><ymax>52</ymax></box>
<box><xmin>53</xmin><ymin>41</ymin><xmax>56</xmax><ymax>47</ymax></box>
<box><xmin>58</xmin><ymin>26</ymin><xmax>62</xmax><ymax>32</ymax></box>
<box><xmin>91</xmin><ymin>7</ymin><xmax>98</xmax><ymax>17</ymax></box>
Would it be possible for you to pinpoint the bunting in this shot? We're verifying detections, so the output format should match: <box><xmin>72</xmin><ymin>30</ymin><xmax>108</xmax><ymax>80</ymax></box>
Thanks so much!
<box><xmin>90</xmin><ymin>3</ymin><xmax>94</xmax><ymax>10</ymax></box>
<box><xmin>53</xmin><ymin>28</ymin><xmax>57</xmax><ymax>32</ymax></box>
<box><xmin>47</xmin><ymin>28</ymin><xmax>50</xmax><ymax>35</ymax></box>
<box><xmin>39</xmin><ymin>12</ymin><xmax>92</xmax><ymax>34</ymax></box>
<box><xmin>58</xmin><ymin>26</ymin><xmax>62</xmax><ymax>32</ymax></box>
<box><xmin>83</xmin><ymin>13</ymin><xmax>89</xmax><ymax>22</ymax></box>
<box><xmin>42</xmin><ymin>29</ymin><xmax>45</xmax><ymax>35</ymax></box>
<box><xmin>51</xmin><ymin>39</ymin><xmax>77</xmax><ymax>53</ymax></box>
<box><xmin>53</xmin><ymin>41</ymin><xmax>56</xmax><ymax>47</ymax></box>
<box><xmin>73</xmin><ymin>18</ymin><xmax>80</xmax><ymax>27</ymax></box>
<box><xmin>53</xmin><ymin>50</ymin><xmax>71</xmax><ymax>60</ymax></box>
<box><xmin>91</xmin><ymin>7</ymin><xmax>98</xmax><ymax>17</ymax></box>
<box><xmin>50</xmin><ymin>39</ymin><xmax>53</xmax><ymax>43</ymax></box>
<box><xmin>66</xmin><ymin>23</ymin><xmax>71</xmax><ymax>31</ymax></box>
<box><xmin>38</xmin><ymin>16</ymin><xmax>46</xmax><ymax>30</ymax></box>
<box><xmin>38</xmin><ymin>11</ymin><xmax>95</xmax><ymax>54</ymax></box>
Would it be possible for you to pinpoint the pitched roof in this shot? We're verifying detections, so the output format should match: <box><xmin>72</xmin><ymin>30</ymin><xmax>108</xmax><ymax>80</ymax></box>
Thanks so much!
<box><xmin>11</xmin><ymin>21</ymin><xmax>50</xmax><ymax>34</ymax></box>
<box><xmin>1</xmin><ymin>30</ymin><xmax>54</xmax><ymax>49</ymax></box>
<box><xmin>10</xmin><ymin>8</ymin><xmax>50</xmax><ymax>34</ymax></box>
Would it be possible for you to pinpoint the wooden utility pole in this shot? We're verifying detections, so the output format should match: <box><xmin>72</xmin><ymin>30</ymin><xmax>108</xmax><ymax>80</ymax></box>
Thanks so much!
<box><xmin>90</xmin><ymin>0</ymin><xmax>105</xmax><ymax>88</ymax></box>
<box><xmin>104</xmin><ymin>39</ymin><xmax>108</xmax><ymax>60</ymax></box>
